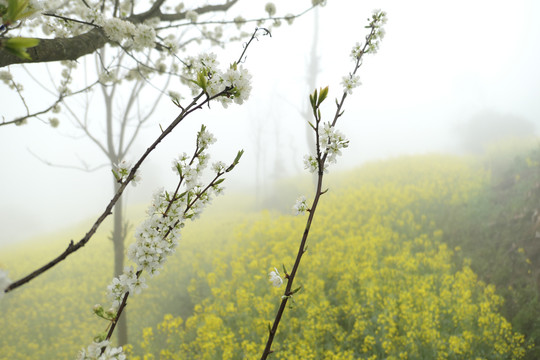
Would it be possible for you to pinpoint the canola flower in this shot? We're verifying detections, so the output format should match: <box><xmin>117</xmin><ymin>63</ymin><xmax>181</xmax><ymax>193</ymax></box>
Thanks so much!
<box><xmin>0</xmin><ymin>155</ymin><xmax>530</xmax><ymax>359</ymax></box>
<box><xmin>130</xmin><ymin>156</ymin><xmax>527</xmax><ymax>360</ymax></box>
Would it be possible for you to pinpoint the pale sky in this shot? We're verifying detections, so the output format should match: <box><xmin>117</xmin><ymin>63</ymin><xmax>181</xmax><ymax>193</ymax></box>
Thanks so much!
<box><xmin>1</xmin><ymin>0</ymin><xmax>539</xmax><ymax>246</ymax></box>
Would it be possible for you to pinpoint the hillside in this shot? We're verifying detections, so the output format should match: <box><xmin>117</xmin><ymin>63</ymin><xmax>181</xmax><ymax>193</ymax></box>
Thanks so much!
<box><xmin>1</xmin><ymin>152</ymin><xmax>538</xmax><ymax>359</ymax></box>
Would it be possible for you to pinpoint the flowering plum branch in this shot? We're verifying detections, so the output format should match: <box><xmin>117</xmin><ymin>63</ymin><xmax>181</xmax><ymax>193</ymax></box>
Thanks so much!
<box><xmin>2</xmin><ymin>27</ymin><xmax>265</xmax><ymax>296</ymax></box>
<box><xmin>77</xmin><ymin>125</ymin><xmax>242</xmax><ymax>358</ymax></box>
<box><xmin>261</xmin><ymin>9</ymin><xmax>387</xmax><ymax>359</ymax></box>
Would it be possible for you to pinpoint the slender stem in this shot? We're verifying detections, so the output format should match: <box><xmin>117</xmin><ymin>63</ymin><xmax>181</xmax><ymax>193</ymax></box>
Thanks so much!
<box><xmin>260</xmin><ymin>169</ymin><xmax>324</xmax><ymax>360</ymax></box>
<box><xmin>260</xmin><ymin>19</ymin><xmax>382</xmax><ymax>358</ymax></box>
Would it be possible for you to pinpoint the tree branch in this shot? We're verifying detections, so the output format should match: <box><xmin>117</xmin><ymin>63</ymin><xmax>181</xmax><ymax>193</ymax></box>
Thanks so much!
<box><xmin>0</xmin><ymin>27</ymin><xmax>109</xmax><ymax>67</ymax></box>
<box><xmin>0</xmin><ymin>0</ymin><xmax>239</xmax><ymax>67</ymax></box>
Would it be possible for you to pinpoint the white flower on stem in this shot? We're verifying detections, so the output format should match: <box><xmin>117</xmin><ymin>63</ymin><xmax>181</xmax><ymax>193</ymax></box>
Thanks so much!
<box><xmin>197</xmin><ymin>127</ymin><xmax>217</xmax><ymax>149</ymax></box>
<box><xmin>49</xmin><ymin>117</ymin><xmax>60</xmax><ymax>128</ymax></box>
<box><xmin>265</xmin><ymin>2</ymin><xmax>276</xmax><ymax>16</ymax></box>
<box><xmin>350</xmin><ymin>42</ymin><xmax>363</xmax><ymax>60</ymax></box>
<box><xmin>212</xmin><ymin>161</ymin><xmax>227</xmax><ymax>174</ymax></box>
<box><xmin>76</xmin><ymin>340</ymin><xmax>125</xmax><ymax>360</ymax></box>
<box><xmin>312</xmin><ymin>0</ymin><xmax>327</xmax><ymax>6</ymax></box>
<box><xmin>98</xmin><ymin>70</ymin><xmax>118</xmax><ymax>84</ymax></box>
<box><xmin>182</xmin><ymin>53</ymin><xmax>252</xmax><ymax>107</ymax></box>
<box><xmin>293</xmin><ymin>195</ymin><xmax>308</xmax><ymax>216</ymax></box>
<box><xmin>0</xmin><ymin>269</ymin><xmax>10</xmax><ymax>300</ymax></box>
<box><xmin>114</xmin><ymin>160</ymin><xmax>140</xmax><ymax>186</ymax></box>
<box><xmin>133</xmin><ymin>24</ymin><xmax>156</xmax><ymax>51</ymax></box>
<box><xmin>102</xmin><ymin>17</ymin><xmax>136</xmax><ymax>43</ymax></box>
<box><xmin>303</xmin><ymin>154</ymin><xmax>319</xmax><ymax>174</ymax></box>
<box><xmin>185</xmin><ymin>10</ymin><xmax>198</xmax><ymax>22</ymax></box>
<box><xmin>341</xmin><ymin>74</ymin><xmax>361</xmax><ymax>95</ymax></box>
<box><xmin>319</xmin><ymin>122</ymin><xmax>349</xmax><ymax>164</ymax></box>
<box><xmin>284</xmin><ymin>13</ymin><xmax>295</xmax><ymax>25</ymax></box>
<box><xmin>269</xmin><ymin>267</ymin><xmax>283</xmax><ymax>288</ymax></box>
<box><xmin>0</xmin><ymin>71</ymin><xmax>13</xmax><ymax>84</ymax></box>
<box><xmin>168</xmin><ymin>90</ymin><xmax>181</xmax><ymax>102</ymax></box>
<box><xmin>234</xmin><ymin>15</ymin><xmax>246</xmax><ymax>29</ymax></box>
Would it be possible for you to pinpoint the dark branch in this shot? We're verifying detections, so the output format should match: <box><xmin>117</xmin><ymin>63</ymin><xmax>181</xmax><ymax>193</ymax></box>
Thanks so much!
<box><xmin>0</xmin><ymin>0</ymin><xmax>239</xmax><ymax>67</ymax></box>
<box><xmin>0</xmin><ymin>28</ymin><xmax>108</xmax><ymax>67</ymax></box>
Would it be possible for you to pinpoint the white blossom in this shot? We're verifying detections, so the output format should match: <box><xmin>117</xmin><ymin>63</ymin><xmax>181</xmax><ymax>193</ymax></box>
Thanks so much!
<box><xmin>102</xmin><ymin>17</ymin><xmax>136</xmax><ymax>43</ymax></box>
<box><xmin>49</xmin><ymin>117</ymin><xmax>60</xmax><ymax>128</ymax></box>
<box><xmin>265</xmin><ymin>2</ymin><xmax>276</xmax><ymax>16</ymax></box>
<box><xmin>76</xmin><ymin>340</ymin><xmax>125</xmax><ymax>360</ymax></box>
<box><xmin>319</xmin><ymin>122</ymin><xmax>349</xmax><ymax>164</ymax></box>
<box><xmin>303</xmin><ymin>154</ymin><xmax>319</xmax><ymax>174</ymax></box>
<box><xmin>341</xmin><ymin>74</ymin><xmax>361</xmax><ymax>95</ymax></box>
<box><xmin>234</xmin><ymin>15</ymin><xmax>246</xmax><ymax>29</ymax></box>
<box><xmin>284</xmin><ymin>13</ymin><xmax>295</xmax><ymax>25</ymax></box>
<box><xmin>268</xmin><ymin>267</ymin><xmax>283</xmax><ymax>287</ymax></box>
<box><xmin>0</xmin><ymin>71</ymin><xmax>13</xmax><ymax>84</ymax></box>
<box><xmin>350</xmin><ymin>42</ymin><xmax>363</xmax><ymax>60</ymax></box>
<box><xmin>292</xmin><ymin>195</ymin><xmax>308</xmax><ymax>215</ymax></box>
<box><xmin>133</xmin><ymin>24</ymin><xmax>156</xmax><ymax>51</ymax></box>
<box><xmin>182</xmin><ymin>53</ymin><xmax>252</xmax><ymax>107</ymax></box>
<box><xmin>185</xmin><ymin>10</ymin><xmax>198</xmax><ymax>22</ymax></box>
<box><xmin>211</xmin><ymin>161</ymin><xmax>227</xmax><ymax>174</ymax></box>
<box><xmin>98</xmin><ymin>70</ymin><xmax>119</xmax><ymax>84</ymax></box>
<box><xmin>114</xmin><ymin>160</ymin><xmax>140</xmax><ymax>186</ymax></box>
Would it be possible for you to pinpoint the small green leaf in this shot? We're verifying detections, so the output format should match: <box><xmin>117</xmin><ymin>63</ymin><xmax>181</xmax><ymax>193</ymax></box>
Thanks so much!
<box><xmin>3</xmin><ymin>37</ymin><xmax>39</xmax><ymax>60</ymax></box>
<box><xmin>213</xmin><ymin>178</ymin><xmax>225</xmax><ymax>185</ymax></box>
<box><xmin>290</xmin><ymin>286</ymin><xmax>302</xmax><ymax>295</ymax></box>
<box><xmin>317</xmin><ymin>86</ymin><xmax>329</xmax><ymax>106</ymax></box>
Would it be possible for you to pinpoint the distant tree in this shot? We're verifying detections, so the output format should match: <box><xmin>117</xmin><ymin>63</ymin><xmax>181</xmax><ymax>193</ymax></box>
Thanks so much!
<box><xmin>456</xmin><ymin>110</ymin><xmax>536</xmax><ymax>154</ymax></box>
<box><xmin>1</xmin><ymin>0</ymin><xmax>321</xmax><ymax>348</ymax></box>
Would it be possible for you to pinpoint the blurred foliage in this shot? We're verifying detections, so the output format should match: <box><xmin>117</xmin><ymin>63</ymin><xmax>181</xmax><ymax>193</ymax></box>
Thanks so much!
<box><xmin>435</xmin><ymin>142</ymin><xmax>540</xmax><ymax>359</ymax></box>
<box><xmin>2</xmin><ymin>152</ymin><xmax>539</xmax><ymax>359</ymax></box>
<box><xmin>455</xmin><ymin>111</ymin><xmax>536</xmax><ymax>155</ymax></box>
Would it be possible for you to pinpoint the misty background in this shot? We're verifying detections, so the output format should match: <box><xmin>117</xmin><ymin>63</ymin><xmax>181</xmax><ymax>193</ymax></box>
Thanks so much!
<box><xmin>1</xmin><ymin>0</ymin><xmax>539</xmax><ymax>246</ymax></box>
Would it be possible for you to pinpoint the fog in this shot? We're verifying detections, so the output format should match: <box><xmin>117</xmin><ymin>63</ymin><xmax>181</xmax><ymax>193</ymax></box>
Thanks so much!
<box><xmin>1</xmin><ymin>0</ymin><xmax>540</xmax><ymax>246</ymax></box>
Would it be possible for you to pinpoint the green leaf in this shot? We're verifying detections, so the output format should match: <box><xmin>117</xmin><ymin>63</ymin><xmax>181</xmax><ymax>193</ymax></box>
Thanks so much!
<box><xmin>213</xmin><ymin>178</ymin><xmax>225</xmax><ymax>185</ymax></box>
<box><xmin>317</xmin><ymin>86</ymin><xmax>329</xmax><ymax>106</ymax></box>
<box><xmin>3</xmin><ymin>37</ymin><xmax>39</xmax><ymax>60</ymax></box>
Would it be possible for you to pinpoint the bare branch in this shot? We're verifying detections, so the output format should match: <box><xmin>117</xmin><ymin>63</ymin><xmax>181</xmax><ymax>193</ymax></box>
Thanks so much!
<box><xmin>28</xmin><ymin>147</ymin><xmax>109</xmax><ymax>172</ymax></box>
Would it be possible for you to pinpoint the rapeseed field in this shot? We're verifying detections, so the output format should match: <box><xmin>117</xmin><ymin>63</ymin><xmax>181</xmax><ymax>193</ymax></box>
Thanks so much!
<box><xmin>0</xmin><ymin>154</ymin><xmax>531</xmax><ymax>359</ymax></box>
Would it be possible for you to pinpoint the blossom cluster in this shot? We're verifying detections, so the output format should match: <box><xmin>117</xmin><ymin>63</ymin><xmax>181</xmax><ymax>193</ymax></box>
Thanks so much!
<box><xmin>319</xmin><ymin>122</ymin><xmax>349</xmax><ymax>163</ymax></box>
<box><xmin>292</xmin><ymin>195</ymin><xmax>308</xmax><ymax>215</ymax></box>
<box><xmin>312</xmin><ymin>0</ymin><xmax>327</xmax><ymax>6</ymax></box>
<box><xmin>113</xmin><ymin>160</ymin><xmax>141</xmax><ymax>186</ymax></box>
<box><xmin>108</xmin><ymin>127</ymin><xmax>227</xmax><ymax>307</ymax></box>
<box><xmin>268</xmin><ymin>267</ymin><xmax>283</xmax><ymax>287</ymax></box>
<box><xmin>366</xmin><ymin>9</ymin><xmax>388</xmax><ymax>54</ymax></box>
<box><xmin>76</xmin><ymin>340</ymin><xmax>125</xmax><ymax>360</ymax></box>
<box><xmin>341</xmin><ymin>74</ymin><xmax>360</xmax><ymax>95</ymax></box>
<box><xmin>80</xmin><ymin>10</ymin><xmax>157</xmax><ymax>52</ymax></box>
<box><xmin>182</xmin><ymin>53</ymin><xmax>253</xmax><ymax>108</ymax></box>
<box><xmin>303</xmin><ymin>123</ymin><xmax>349</xmax><ymax>174</ymax></box>
<box><xmin>79</xmin><ymin>127</ymin><xmax>234</xmax><ymax>357</ymax></box>
<box><xmin>106</xmin><ymin>266</ymin><xmax>147</xmax><ymax>310</ymax></box>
